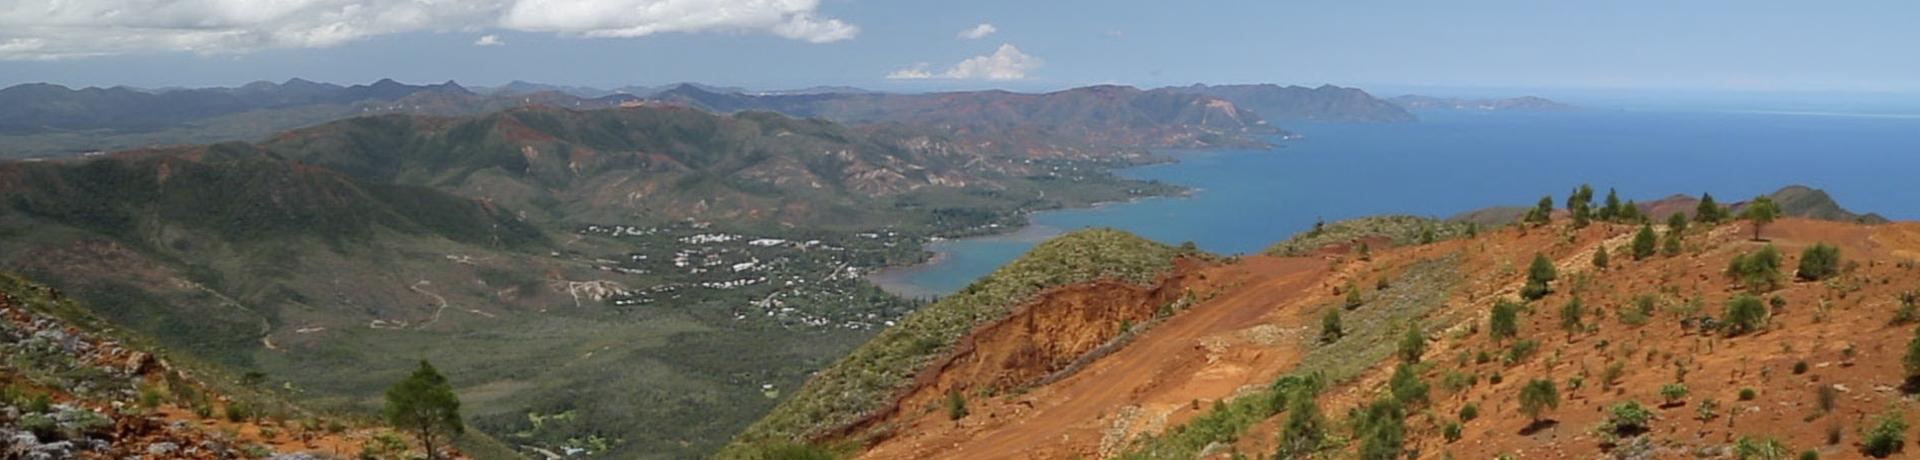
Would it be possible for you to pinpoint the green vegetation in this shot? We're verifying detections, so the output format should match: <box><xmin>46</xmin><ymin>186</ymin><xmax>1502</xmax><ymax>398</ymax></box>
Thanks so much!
<box><xmin>1632</xmin><ymin>224</ymin><xmax>1658</xmax><ymax>260</ymax></box>
<box><xmin>1387</xmin><ymin>363</ymin><xmax>1429</xmax><ymax>407</ymax></box>
<box><xmin>1667</xmin><ymin>211</ymin><xmax>1690</xmax><ymax>233</ymax></box>
<box><xmin>1744</xmin><ymin>196</ymin><xmax>1783</xmax><ymax>240</ymax></box>
<box><xmin>1600</xmin><ymin>188</ymin><xmax>1622</xmax><ymax>221</ymax></box>
<box><xmin>944</xmin><ymin>389</ymin><xmax>969</xmax><ymax>421</ymax></box>
<box><xmin>1662</xmin><ymin>228</ymin><xmax>1684</xmax><ymax>256</ymax></box>
<box><xmin>1598</xmin><ymin>401</ymin><xmax>1653</xmax><ymax>438</ymax></box>
<box><xmin>1797</xmin><ymin>243</ymin><xmax>1843</xmax><ymax>281</ymax></box>
<box><xmin>1569</xmin><ymin>184</ymin><xmax>1594</xmax><ymax>229</ymax></box>
<box><xmin>1525</xmin><ymin>195</ymin><xmax>1554</xmax><ymax>225</ymax></box>
<box><xmin>1904</xmin><ymin>325</ymin><xmax>1920</xmax><ymax>385</ymax></box>
<box><xmin>1397</xmin><ymin>323</ymin><xmax>1426</xmax><ymax>363</ymax></box>
<box><xmin>1263</xmin><ymin>215</ymin><xmax>1473</xmax><ymax>257</ymax></box>
<box><xmin>1352</xmin><ymin>397</ymin><xmax>1408</xmax><ymax>460</ymax></box>
<box><xmin>1559</xmin><ymin>296</ymin><xmax>1585</xmax><ymax>335</ymax></box>
<box><xmin>1727</xmin><ymin>245</ymin><xmax>1785</xmax><ymax>293</ymax></box>
<box><xmin>1697</xmin><ymin>193</ymin><xmax>1729</xmax><ymax>224</ymax></box>
<box><xmin>385</xmin><ymin>361</ymin><xmax>464</xmax><ymax>460</ymax></box>
<box><xmin>1120</xmin><ymin>256</ymin><xmax>1460</xmax><ymax>459</ymax></box>
<box><xmin>1518</xmin><ymin>378</ymin><xmax>1560</xmax><ymax>424</ymax></box>
<box><xmin>1459</xmin><ymin>403</ymin><xmax>1479</xmax><ymax>422</ymax></box>
<box><xmin>1273</xmin><ymin>378</ymin><xmax>1328</xmax><ymax>460</ymax></box>
<box><xmin>1734</xmin><ymin>436</ymin><xmax>1791</xmax><ymax>460</ymax></box>
<box><xmin>1592</xmin><ymin>246</ymin><xmax>1610</xmax><ymax>269</ymax></box>
<box><xmin>1660</xmin><ymin>383</ymin><xmax>1690</xmax><ymax>405</ymax></box>
<box><xmin>1489</xmin><ymin>299</ymin><xmax>1523</xmax><ymax>342</ymax></box>
<box><xmin>729</xmin><ymin>229</ymin><xmax>1181</xmax><ymax>453</ymax></box>
<box><xmin>1521</xmin><ymin>253</ymin><xmax>1558</xmax><ymax>301</ymax></box>
<box><xmin>1861</xmin><ymin>409</ymin><xmax>1907</xmax><ymax>457</ymax></box>
<box><xmin>1320</xmin><ymin>309</ymin><xmax>1344</xmax><ymax>344</ymax></box>
<box><xmin>1722</xmin><ymin>294</ymin><xmax>1770</xmax><ymax>336</ymax></box>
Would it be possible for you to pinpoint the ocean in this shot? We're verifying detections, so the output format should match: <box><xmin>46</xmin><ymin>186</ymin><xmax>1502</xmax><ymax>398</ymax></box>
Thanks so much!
<box><xmin>870</xmin><ymin>107</ymin><xmax>1920</xmax><ymax>298</ymax></box>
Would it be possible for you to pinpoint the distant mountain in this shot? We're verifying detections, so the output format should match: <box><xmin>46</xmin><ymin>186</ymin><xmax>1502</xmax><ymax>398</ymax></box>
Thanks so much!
<box><xmin>645</xmin><ymin>84</ymin><xmax>1282</xmax><ymax>150</ymax></box>
<box><xmin>1164</xmin><ymin>83</ymin><xmax>1416</xmax><ymax>122</ymax></box>
<box><xmin>1388</xmin><ymin>94</ymin><xmax>1573</xmax><ymax>111</ymax></box>
<box><xmin>0</xmin><ymin>79</ymin><xmax>472</xmax><ymax>135</ymax></box>
<box><xmin>485</xmin><ymin>80</ymin><xmax>619</xmax><ymax>98</ymax></box>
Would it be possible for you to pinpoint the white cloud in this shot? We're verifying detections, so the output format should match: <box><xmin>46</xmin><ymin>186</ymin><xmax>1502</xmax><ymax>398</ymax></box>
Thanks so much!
<box><xmin>956</xmin><ymin>23</ymin><xmax>995</xmax><ymax>40</ymax></box>
<box><xmin>0</xmin><ymin>0</ymin><xmax>857</xmax><ymax>60</ymax></box>
<box><xmin>888</xmin><ymin>43</ymin><xmax>1042</xmax><ymax>81</ymax></box>
<box><xmin>474</xmin><ymin>34</ymin><xmax>506</xmax><ymax>46</ymax></box>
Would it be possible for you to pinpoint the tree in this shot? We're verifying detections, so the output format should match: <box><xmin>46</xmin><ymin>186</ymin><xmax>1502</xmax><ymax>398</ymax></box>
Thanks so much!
<box><xmin>1743</xmin><ymin>196</ymin><xmax>1782</xmax><ymax>241</ymax></box>
<box><xmin>1660</xmin><ymin>383</ymin><xmax>1690</xmax><ymax>405</ymax></box>
<box><xmin>1568</xmin><ymin>185</ymin><xmax>1594</xmax><ymax>229</ymax></box>
<box><xmin>1275</xmin><ymin>384</ymin><xmax>1327</xmax><ymax>459</ymax></box>
<box><xmin>1518</xmin><ymin>379</ymin><xmax>1560</xmax><ymax>424</ymax></box>
<box><xmin>1559</xmin><ymin>296</ymin><xmax>1585</xmax><ymax>336</ymax></box>
<box><xmin>1903</xmin><ymin>325</ymin><xmax>1920</xmax><ymax>384</ymax></box>
<box><xmin>1344</xmin><ymin>281</ymin><xmax>1363</xmax><ymax>309</ymax></box>
<box><xmin>1722</xmin><ymin>294</ymin><xmax>1769</xmax><ymax>336</ymax></box>
<box><xmin>1797</xmin><ymin>243</ymin><xmax>1843</xmax><ymax>281</ymax></box>
<box><xmin>1490</xmin><ymin>300</ymin><xmax>1522</xmax><ymax>342</ymax></box>
<box><xmin>1521</xmin><ymin>253</ymin><xmax>1557</xmax><ymax>300</ymax></box>
<box><xmin>1319</xmin><ymin>309</ymin><xmax>1344</xmax><ymax>344</ymax></box>
<box><xmin>1388</xmin><ymin>362</ymin><xmax>1429</xmax><ymax>407</ymax></box>
<box><xmin>1667</xmin><ymin>211</ymin><xmax>1689</xmax><ymax>234</ymax></box>
<box><xmin>945</xmin><ymin>388</ymin><xmax>969</xmax><ymax>421</ymax></box>
<box><xmin>1619</xmin><ymin>199</ymin><xmax>1644</xmax><ymax>223</ymax></box>
<box><xmin>1419</xmin><ymin>225</ymin><xmax>1436</xmax><ymax>245</ymax></box>
<box><xmin>1591</xmin><ymin>246</ymin><xmax>1610</xmax><ymax>269</ymax></box>
<box><xmin>1631</xmin><ymin>224</ymin><xmax>1658</xmax><ymax>260</ymax></box>
<box><xmin>1397</xmin><ymin>323</ymin><xmax>1426</xmax><ymax>363</ymax></box>
<box><xmin>1525</xmin><ymin>195</ymin><xmax>1554</xmax><ymax>225</ymax></box>
<box><xmin>1662</xmin><ymin>228</ymin><xmax>1683</xmax><ymax>257</ymax></box>
<box><xmin>1600</xmin><ymin>188</ymin><xmax>1623</xmax><ymax>221</ymax></box>
<box><xmin>1697</xmin><ymin>193</ymin><xmax>1726</xmax><ymax>224</ymax></box>
<box><xmin>1353</xmin><ymin>397</ymin><xmax>1407</xmax><ymax>460</ymax></box>
<box><xmin>385</xmin><ymin>361</ymin><xmax>463</xmax><ymax>460</ymax></box>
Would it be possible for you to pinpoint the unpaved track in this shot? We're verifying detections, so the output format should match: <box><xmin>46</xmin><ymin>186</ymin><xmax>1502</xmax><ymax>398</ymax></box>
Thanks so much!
<box><xmin>862</xmin><ymin>256</ymin><xmax>1329</xmax><ymax>460</ymax></box>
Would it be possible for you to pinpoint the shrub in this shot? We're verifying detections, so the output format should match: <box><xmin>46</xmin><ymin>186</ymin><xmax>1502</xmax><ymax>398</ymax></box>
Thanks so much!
<box><xmin>1602</xmin><ymin>362</ymin><xmax>1626</xmax><ymax>388</ymax></box>
<box><xmin>1355</xmin><ymin>242</ymin><xmax>1372</xmax><ymax>261</ymax></box>
<box><xmin>1632</xmin><ymin>224</ymin><xmax>1658</xmax><ymax>260</ymax></box>
<box><xmin>1521</xmin><ymin>253</ymin><xmax>1558</xmax><ymax>301</ymax></box>
<box><xmin>1793</xmin><ymin>361</ymin><xmax>1809</xmax><ymax>375</ymax></box>
<box><xmin>1518</xmin><ymin>379</ymin><xmax>1560</xmax><ymax>423</ymax></box>
<box><xmin>1504</xmin><ymin>340</ymin><xmax>1540</xmax><ymax>365</ymax></box>
<box><xmin>1442</xmin><ymin>422</ymin><xmax>1463</xmax><ymax>442</ymax></box>
<box><xmin>1559</xmin><ymin>296</ymin><xmax>1585</xmax><ymax>335</ymax></box>
<box><xmin>1726</xmin><ymin>245</ymin><xmax>1784</xmax><ymax>293</ymax></box>
<box><xmin>1800</xmin><ymin>451</ymin><xmax>1819</xmax><ymax>460</ymax></box>
<box><xmin>1319</xmin><ymin>309</ymin><xmax>1344</xmax><ymax>344</ymax></box>
<box><xmin>1904</xmin><ymin>325</ymin><xmax>1920</xmax><ymax>384</ymax></box>
<box><xmin>1458</xmin><ymin>403</ymin><xmax>1479</xmax><ymax>422</ymax></box>
<box><xmin>945</xmin><ymin>389</ymin><xmax>968</xmax><ymax>421</ymax></box>
<box><xmin>1697</xmin><ymin>193</ymin><xmax>1727</xmax><ymax>224</ymax></box>
<box><xmin>1797</xmin><ymin>243</ymin><xmax>1843</xmax><ymax>281</ymax></box>
<box><xmin>1345</xmin><ymin>282</ymin><xmax>1364</xmax><ymax>309</ymax></box>
<box><xmin>1739</xmin><ymin>388</ymin><xmax>1758</xmax><ymax>401</ymax></box>
<box><xmin>1599</xmin><ymin>401</ymin><xmax>1654</xmax><ymax>437</ymax></box>
<box><xmin>1667</xmin><ymin>211</ymin><xmax>1689</xmax><ymax>233</ymax></box>
<box><xmin>1397</xmin><ymin>323</ymin><xmax>1426</xmax><ymax>363</ymax></box>
<box><xmin>1895</xmin><ymin>290</ymin><xmax>1920</xmax><ymax>325</ymax></box>
<box><xmin>1525</xmin><ymin>196</ymin><xmax>1553</xmax><ymax>225</ymax></box>
<box><xmin>1592</xmin><ymin>246</ymin><xmax>1610</xmax><ymax>269</ymax></box>
<box><xmin>1734</xmin><ymin>436</ymin><xmax>1791</xmax><ymax>460</ymax></box>
<box><xmin>1662</xmin><ymin>230</ymin><xmax>1683</xmax><ymax>257</ymax></box>
<box><xmin>1352</xmin><ymin>397</ymin><xmax>1407</xmax><ymax>460</ymax></box>
<box><xmin>1388</xmin><ymin>363</ymin><xmax>1429</xmax><ymax>407</ymax></box>
<box><xmin>1722</xmin><ymin>294</ymin><xmax>1770</xmax><ymax>336</ymax></box>
<box><xmin>1660</xmin><ymin>383</ymin><xmax>1690</xmax><ymax>405</ymax></box>
<box><xmin>1274</xmin><ymin>384</ymin><xmax>1327</xmax><ymax>459</ymax></box>
<box><xmin>1489</xmin><ymin>299</ymin><xmax>1523</xmax><ymax>341</ymax></box>
<box><xmin>225</xmin><ymin>402</ymin><xmax>251</xmax><ymax>422</ymax></box>
<box><xmin>1861</xmin><ymin>409</ymin><xmax>1907</xmax><ymax>457</ymax></box>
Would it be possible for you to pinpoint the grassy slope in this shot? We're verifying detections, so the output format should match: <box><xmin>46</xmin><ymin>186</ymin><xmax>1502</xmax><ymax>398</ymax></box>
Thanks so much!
<box><xmin>721</xmin><ymin>229</ymin><xmax>1184</xmax><ymax>456</ymax></box>
<box><xmin>1263</xmin><ymin>215</ymin><xmax>1473</xmax><ymax>257</ymax></box>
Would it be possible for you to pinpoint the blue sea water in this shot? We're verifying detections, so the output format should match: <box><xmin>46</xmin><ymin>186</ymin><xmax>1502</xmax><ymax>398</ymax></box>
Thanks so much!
<box><xmin>871</xmin><ymin>108</ymin><xmax>1920</xmax><ymax>298</ymax></box>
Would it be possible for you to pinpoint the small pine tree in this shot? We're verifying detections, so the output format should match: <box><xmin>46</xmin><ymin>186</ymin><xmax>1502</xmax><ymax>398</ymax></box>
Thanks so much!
<box><xmin>1591</xmin><ymin>246</ymin><xmax>1610</xmax><ymax>269</ymax></box>
<box><xmin>1397</xmin><ymin>323</ymin><xmax>1426</xmax><ymax>363</ymax></box>
<box><xmin>1619</xmin><ymin>199</ymin><xmax>1644</xmax><ymax>222</ymax></box>
<box><xmin>1559</xmin><ymin>296</ymin><xmax>1585</xmax><ymax>336</ymax></box>
<box><xmin>1600</xmin><ymin>188</ymin><xmax>1622</xmax><ymax>221</ymax></box>
<box><xmin>1743</xmin><ymin>196</ymin><xmax>1782</xmax><ymax>241</ymax></box>
<box><xmin>1525</xmin><ymin>196</ymin><xmax>1554</xmax><ymax>225</ymax></box>
<box><xmin>1275</xmin><ymin>385</ymin><xmax>1326</xmax><ymax>459</ymax></box>
<box><xmin>1518</xmin><ymin>379</ymin><xmax>1560</xmax><ymax>424</ymax></box>
<box><xmin>1667</xmin><ymin>211</ymin><xmax>1689</xmax><ymax>233</ymax></box>
<box><xmin>1662</xmin><ymin>229</ymin><xmax>1683</xmax><ymax>257</ymax></box>
<box><xmin>1490</xmin><ymin>299</ymin><xmax>1522</xmax><ymax>342</ymax></box>
<box><xmin>1861</xmin><ymin>409</ymin><xmax>1907</xmax><ymax>457</ymax></box>
<box><xmin>1388</xmin><ymin>362</ymin><xmax>1429</xmax><ymax>407</ymax></box>
<box><xmin>1697</xmin><ymin>193</ymin><xmax>1726</xmax><ymax>223</ymax></box>
<box><xmin>1320</xmin><ymin>309</ymin><xmax>1344</xmax><ymax>344</ymax></box>
<box><xmin>1631</xmin><ymin>224</ymin><xmax>1658</xmax><ymax>260</ymax></box>
<box><xmin>1353</xmin><ymin>397</ymin><xmax>1408</xmax><ymax>460</ymax></box>
<box><xmin>385</xmin><ymin>361</ymin><xmax>464</xmax><ymax>460</ymax></box>
<box><xmin>945</xmin><ymin>388</ymin><xmax>969</xmax><ymax>421</ymax></box>
<box><xmin>1520</xmin><ymin>253</ymin><xmax>1558</xmax><ymax>300</ymax></box>
<box><xmin>1903</xmin><ymin>325</ymin><xmax>1920</xmax><ymax>384</ymax></box>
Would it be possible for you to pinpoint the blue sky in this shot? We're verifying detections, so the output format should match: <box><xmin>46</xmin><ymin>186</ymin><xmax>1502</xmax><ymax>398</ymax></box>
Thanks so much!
<box><xmin>1</xmin><ymin>0</ymin><xmax>1916</xmax><ymax>94</ymax></box>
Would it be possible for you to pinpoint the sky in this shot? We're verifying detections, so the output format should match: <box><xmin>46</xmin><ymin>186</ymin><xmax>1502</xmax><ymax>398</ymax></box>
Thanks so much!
<box><xmin>1</xmin><ymin>0</ymin><xmax>1917</xmax><ymax>95</ymax></box>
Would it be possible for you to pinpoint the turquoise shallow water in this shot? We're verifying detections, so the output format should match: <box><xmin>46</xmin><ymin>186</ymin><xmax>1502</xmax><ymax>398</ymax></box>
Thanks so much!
<box><xmin>871</xmin><ymin>108</ymin><xmax>1920</xmax><ymax>298</ymax></box>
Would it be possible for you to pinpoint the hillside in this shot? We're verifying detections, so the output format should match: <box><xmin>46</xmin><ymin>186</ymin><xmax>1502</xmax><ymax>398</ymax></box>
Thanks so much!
<box><xmin>736</xmin><ymin>187</ymin><xmax>1919</xmax><ymax>460</ymax></box>
<box><xmin>645</xmin><ymin>84</ymin><xmax>1283</xmax><ymax>150</ymax></box>
<box><xmin>1166</xmin><ymin>84</ymin><xmax>1416</xmax><ymax>123</ymax></box>
<box><xmin>1449</xmin><ymin>185</ymin><xmax>1886</xmax><ymax>228</ymax></box>
<box><xmin>0</xmin><ymin>273</ymin><xmax>466</xmax><ymax>459</ymax></box>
